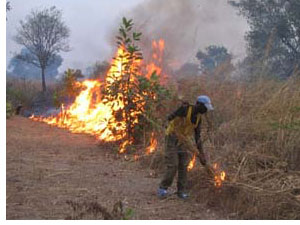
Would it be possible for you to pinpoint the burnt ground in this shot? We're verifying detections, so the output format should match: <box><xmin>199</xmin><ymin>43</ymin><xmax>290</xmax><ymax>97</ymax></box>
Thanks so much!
<box><xmin>6</xmin><ymin>116</ymin><xmax>224</xmax><ymax>219</ymax></box>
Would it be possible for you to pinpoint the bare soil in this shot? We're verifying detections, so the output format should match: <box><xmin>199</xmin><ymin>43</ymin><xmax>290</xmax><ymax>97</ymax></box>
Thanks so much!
<box><xmin>6</xmin><ymin>116</ymin><xmax>224</xmax><ymax>219</ymax></box>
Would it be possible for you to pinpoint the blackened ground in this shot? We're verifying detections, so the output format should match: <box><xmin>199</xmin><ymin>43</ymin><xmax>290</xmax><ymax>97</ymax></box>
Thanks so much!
<box><xmin>6</xmin><ymin>116</ymin><xmax>224</xmax><ymax>219</ymax></box>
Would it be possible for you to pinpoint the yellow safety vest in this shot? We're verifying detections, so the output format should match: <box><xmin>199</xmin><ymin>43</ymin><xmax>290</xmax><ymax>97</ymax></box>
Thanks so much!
<box><xmin>166</xmin><ymin>105</ymin><xmax>201</xmax><ymax>142</ymax></box>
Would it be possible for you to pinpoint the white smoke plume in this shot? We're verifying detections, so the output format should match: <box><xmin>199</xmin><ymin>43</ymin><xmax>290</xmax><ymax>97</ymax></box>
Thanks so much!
<box><xmin>110</xmin><ymin>0</ymin><xmax>249</xmax><ymax>69</ymax></box>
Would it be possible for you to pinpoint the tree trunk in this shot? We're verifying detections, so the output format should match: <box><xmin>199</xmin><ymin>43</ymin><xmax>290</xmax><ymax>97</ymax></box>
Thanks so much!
<box><xmin>41</xmin><ymin>67</ymin><xmax>46</xmax><ymax>92</ymax></box>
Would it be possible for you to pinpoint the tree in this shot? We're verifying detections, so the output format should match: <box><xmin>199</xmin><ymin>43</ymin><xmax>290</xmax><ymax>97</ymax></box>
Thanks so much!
<box><xmin>104</xmin><ymin>17</ymin><xmax>169</xmax><ymax>152</ymax></box>
<box><xmin>105</xmin><ymin>17</ymin><xmax>143</xmax><ymax>146</ymax></box>
<box><xmin>15</xmin><ymin>6</ymin><xmax>70</xmax><ymax>92</ymax></box>
<box><xmin>8</xmin><ymin>48</ymin><xmax>63</xmax><ymax>81</ymax></box>
<box><xmin>230</xmin><ymin>0</ymin><xmax>300</xmax><ymax>78</ymax></box>
<box><xmin>196</xmin><ymin>45</ymin><xmax>232</xmax><ymax>73</ymax></box>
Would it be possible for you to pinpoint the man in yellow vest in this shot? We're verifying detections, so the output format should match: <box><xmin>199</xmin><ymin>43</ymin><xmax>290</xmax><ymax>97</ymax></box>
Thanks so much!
<box><xmin>158</xmin><ymin>95</ymin><xmax>214</xmax><ymax>199</ymax></box>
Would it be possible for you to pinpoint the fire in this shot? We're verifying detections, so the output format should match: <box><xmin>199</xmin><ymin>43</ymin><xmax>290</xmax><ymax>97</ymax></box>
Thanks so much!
<box><xmin>31</xmin><ymin>40</ymin><xmax>165</xmax><ymax>153</ymax></box>
<box><xmin>212</xmin><ymin>163</ymin><xmax>226</xmax><ymax>188</ymax></box>
<box><xmin>146</xmin><ymin>132</ymin><xmax>157</xmax><ymax>155</ymax></box>
<box><xmin>146</xmin><ymin>39</ymin><xmax>165</xmax><ymax>80</ymax></box>
<box><xmin>187</xmin><ymin>153</ymin><xmax>196</xmax><ymax>171</ymax></box>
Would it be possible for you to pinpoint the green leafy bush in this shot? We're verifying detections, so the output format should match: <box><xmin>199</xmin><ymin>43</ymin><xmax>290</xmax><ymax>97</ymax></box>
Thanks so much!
<box><xmin>6</xmin><ymin>102</ymin><xmax>13</xmax><ymax>118</ymax></box>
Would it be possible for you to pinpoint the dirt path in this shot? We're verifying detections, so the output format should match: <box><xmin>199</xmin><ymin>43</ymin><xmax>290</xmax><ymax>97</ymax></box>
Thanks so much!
<box><xmin>6</xmin><ymin>116</ymin><xmax>223</xmax><ymax>219</ymax></box>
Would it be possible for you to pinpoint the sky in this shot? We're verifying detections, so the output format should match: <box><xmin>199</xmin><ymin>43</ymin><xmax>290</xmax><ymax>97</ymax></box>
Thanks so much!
<box><xmin>6</xmin><ymin>0</ymin><xmax>146</xmax><ymax>73</ymax></box>
<box><xmin>6</xmin><ymin>0</ymin><xmax>249</xmax><ymax>74</ymax></box>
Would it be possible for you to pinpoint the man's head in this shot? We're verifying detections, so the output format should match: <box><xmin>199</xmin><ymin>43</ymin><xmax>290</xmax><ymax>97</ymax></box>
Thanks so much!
<box><xmin>195</xmin><ymin>95</ymin><xmax>214</xmax><ymax>114</ymax></box>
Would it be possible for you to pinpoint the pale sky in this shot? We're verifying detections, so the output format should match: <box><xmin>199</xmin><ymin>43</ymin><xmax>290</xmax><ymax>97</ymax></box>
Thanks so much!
<box><xmin>6</xmin><ymin>0</ymin><xmax>249</xmax><ymax>74</ymax></box>
<box><xmin>6</xmin><ymin>0</ymin><xmax>146</xmax><ymax>73</ymax></box>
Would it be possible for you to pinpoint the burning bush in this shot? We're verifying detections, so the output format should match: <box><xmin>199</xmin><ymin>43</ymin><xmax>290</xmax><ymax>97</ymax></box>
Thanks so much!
<box><xmin>31</xmin><ymin>17</ymin><xmax>170</xmax><ymax>154</ymax></box>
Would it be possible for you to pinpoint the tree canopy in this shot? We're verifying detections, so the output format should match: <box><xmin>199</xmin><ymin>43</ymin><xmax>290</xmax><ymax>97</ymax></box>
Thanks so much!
<box><xmin>196</xmin><ymin>45</ymin><xmax>232</xmax><ymax>73</ymax></box>
<box><xmin>230</xmin><ymin>0</ymin><xmax>300</xmax><ymax>78</ymax></box>
<box><xmin>15</xmin><ymin>6</ymin><xmax>70</xmax><ymax>92</ymax></box>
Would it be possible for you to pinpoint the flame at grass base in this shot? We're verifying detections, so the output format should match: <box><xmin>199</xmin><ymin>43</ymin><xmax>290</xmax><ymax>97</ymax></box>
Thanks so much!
<box><xmin>185</xmin><ymin>155</ymin><xmax>226</xmax><ymax>188</ymax></box>
<box><xmin>213</xmin><ymin>163</ymin><xmax>226</xmax><ymax>188</ymax></box>
<box><xmin>146</xmin><ymin>132</ymin><xmax>158</xmax><ymax>155</ymax></box>
<box><xmin>187</xmin><ymin>153</ymin><xmax>196</xmax><ymax>171</ymax></box>
<box><xmin>30</xmin><ymin>79</ymin><xmax>127</xmax><ymax>142</ymax></box>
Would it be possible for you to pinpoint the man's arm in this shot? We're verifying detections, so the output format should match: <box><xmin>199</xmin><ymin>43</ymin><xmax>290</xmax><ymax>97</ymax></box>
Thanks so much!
<box><xmin>167</xmin><ymin>105</ymin><xmax>188</xmax><ymax>121</ymax></box>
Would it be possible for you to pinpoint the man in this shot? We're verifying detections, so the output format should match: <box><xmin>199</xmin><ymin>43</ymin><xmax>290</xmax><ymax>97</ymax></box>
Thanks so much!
<box><xmin>157</xmin><ymin>95</ymin><xmax>214</xmax><ymax>199</ymax></box>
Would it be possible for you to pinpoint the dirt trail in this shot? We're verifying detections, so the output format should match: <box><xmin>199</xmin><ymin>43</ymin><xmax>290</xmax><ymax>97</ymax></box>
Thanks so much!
<box><xmin>6</xmin><ymin>116</ymin><xmax>223</xmax><ymax>219</ymax></box>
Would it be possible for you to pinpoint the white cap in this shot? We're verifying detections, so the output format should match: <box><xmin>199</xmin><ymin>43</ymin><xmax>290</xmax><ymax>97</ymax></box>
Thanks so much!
<box><xmin>196</xmin><ymin>95</ymin><xmax>214</xmax><ymax>111</ymax></box>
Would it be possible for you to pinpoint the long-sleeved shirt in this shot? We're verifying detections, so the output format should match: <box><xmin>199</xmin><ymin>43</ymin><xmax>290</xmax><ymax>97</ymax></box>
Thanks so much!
<box><xmin>167</xmin><ymin>104</ymin><xmax>201</xmax><ymax>144</ymax></box>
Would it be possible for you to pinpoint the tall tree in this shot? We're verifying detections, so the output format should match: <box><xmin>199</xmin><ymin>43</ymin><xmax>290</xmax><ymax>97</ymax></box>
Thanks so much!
<box><xmin>196</xmin><ymin>45</ymin><xmax>232</xmax><ymax>73</ymax></box>
<box><xmin>15</xmin><ymin>6</ymin><xmax>70</xmax><ymax>92</ymax></box>
<box><xmin>230</xmin><ymin>0</ymin><xmax>300</xmax><ymax>78</ymax></box>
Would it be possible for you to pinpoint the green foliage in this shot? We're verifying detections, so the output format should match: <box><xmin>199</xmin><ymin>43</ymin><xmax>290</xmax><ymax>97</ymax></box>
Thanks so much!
<box><xmin>105</xmin><ymin>17</ymin><xmax>144</xmax><ymax>142</ymax></box>
<box><xmin>105</xmin><ymin>17</ymin><xmax>170</xmax><ymax>147</ymax></box>
<box><xmin>230</xmin><ymin>0</ymin><xmax>300</xmax><ymax>78</ymax></box>
<box><xmin>6</xmin><ymin>102</ymin><xmax>14</xmax><ymax>119</ymax></box>
<box><xmin>290</xmin><ymin>106</ymin><xmax>300</xmax><ymax>113</ymax></box>
<box><xmin>6</xmin><ymin>77</ymin><xmax>41</xmax><ymax>109</ymax></box>
<box><xmin>270</xmin><ymin>120</ymin><xmax>300</xmax><ymax>131</ymax></box>
<box><xmin>196</xmin><ymin>45</ymin><xmax>232</xmax><ymax>73</ymax></box>
<box><xmin>6</xmin><ymin>87</ymin><xmax>23</xmax><ymax>104</ymax></box>
<box><xmin>123</xmin><ymin>208</ymin><xmax>134</xmax><ymax>220</ymax></box>
<box><xmin>136</xmin><ymin>72</ymin><xmax>170</xmax><ymax>132</ymax></box>
<box><xmin>53</xmin><ymin>68</ymin><xmax>84</xmax><ymax>107</ymax></box>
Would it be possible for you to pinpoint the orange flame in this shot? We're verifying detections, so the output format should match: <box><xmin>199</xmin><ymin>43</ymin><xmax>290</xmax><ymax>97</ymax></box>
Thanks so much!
<box><xmin>31</xmin><ymin>41</ymin><xmax>164</xmax><ymax>153</ymax></box>
<box><xmin>212</xmin><ymin>163</ymin><xmax>226</xmax><ymax>187</ymax></box>
<box><xmin>146</xmin><ymin>132</ymin><xmax>157</xmax><ymax>155</ymax></box>
<box><xmin>187</xmin><ymin>153</ymin><xmax>196</xmax><ymax>171</ymax></box>
<box><xmin>146</xmin><ymin>39</ymin><xmax>165</xmax><ymax>79</ymax></box>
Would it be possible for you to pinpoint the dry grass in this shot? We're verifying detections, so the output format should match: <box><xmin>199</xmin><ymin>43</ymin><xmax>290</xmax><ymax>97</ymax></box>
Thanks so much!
<box><xmin>168</xmin><ymin>68</ymin><xmax>300</xmax><ymax>219</ymax></box>
<box><xmin>6</xmin><ymin>76</ymin><xmax>59</xmax><ymax>109</ymax></box>
<box><xmin>7</xmin><ymin>66</ymin><xmax>300</xmax><ymax>219</ymax></box>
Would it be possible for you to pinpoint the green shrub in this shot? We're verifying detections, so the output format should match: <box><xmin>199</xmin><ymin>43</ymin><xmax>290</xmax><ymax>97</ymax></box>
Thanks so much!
<box><xmin>6</xmin><ymin>102</ymin><xmax>13</xmax><ymax>118</ymax></box>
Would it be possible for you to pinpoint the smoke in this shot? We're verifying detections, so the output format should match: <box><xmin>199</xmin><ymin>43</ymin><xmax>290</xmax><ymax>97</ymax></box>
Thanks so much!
<box><xmin>112</xmin><ymin>0</ymin><xmax>249</xmax><ymax>69</ymax></box>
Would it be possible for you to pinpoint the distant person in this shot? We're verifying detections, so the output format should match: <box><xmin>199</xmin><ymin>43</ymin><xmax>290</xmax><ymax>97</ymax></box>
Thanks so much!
<box><xmin>157</xmin><ymin>95</ymin><xmax>214</xmax><ymax>199</ymax></box>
